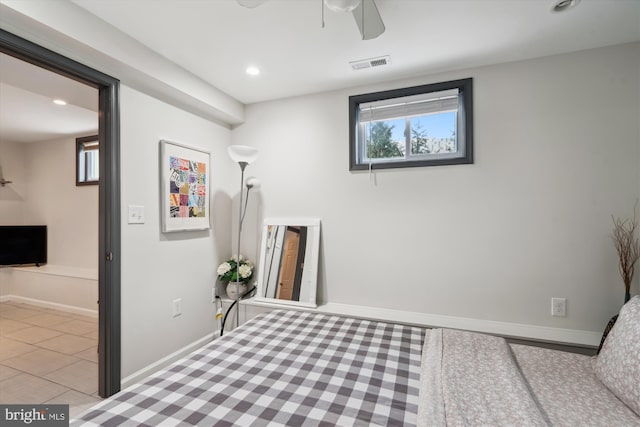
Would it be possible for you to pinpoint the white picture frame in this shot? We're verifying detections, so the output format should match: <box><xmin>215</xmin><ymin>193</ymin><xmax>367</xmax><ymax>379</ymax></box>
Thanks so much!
<box><xmin>159</xmin><ymin>139</ymin><xmax>211</xmax><ymax>232</ymax></box>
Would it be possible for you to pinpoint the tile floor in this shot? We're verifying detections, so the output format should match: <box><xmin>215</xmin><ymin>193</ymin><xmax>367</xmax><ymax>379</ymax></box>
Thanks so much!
<box><xmin>0</xmin><ymin>301</ymin><xmax>102</xmax><ymax>418</ymax></box>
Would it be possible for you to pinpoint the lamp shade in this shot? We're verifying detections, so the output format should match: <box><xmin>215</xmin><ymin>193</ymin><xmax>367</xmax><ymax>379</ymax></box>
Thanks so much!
<box><xmin>324</xmin><ymin>0</ymin><xmax>361</xmax><ymax>12</ymax></box>
<box><xmin>228</xmin><ymin>145</ymin><xmax>259</xmax><ymax>164</ymax></box>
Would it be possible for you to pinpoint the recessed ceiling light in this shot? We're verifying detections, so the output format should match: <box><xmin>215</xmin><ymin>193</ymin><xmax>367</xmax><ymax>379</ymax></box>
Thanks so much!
<box><xmin>53</xmin><ymin>99</ymin><xmax>67</xmax><ymax>105</ymax></box>
<box><xmin>246</xmin><ymin>66</ymin><xmax>260</xmax><ymax>76</ymax></box>
<box><xmin>551</xmin><ymin>0</ymin><xmax>580</xmax><ymax>13</ymax></box>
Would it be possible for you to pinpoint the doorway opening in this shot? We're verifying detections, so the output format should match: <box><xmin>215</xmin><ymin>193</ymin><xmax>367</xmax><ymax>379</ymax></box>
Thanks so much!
<box><xmin>0</xmin><ymin>29</ymin><xmax>121</xmax><ymax>398</ymax></box>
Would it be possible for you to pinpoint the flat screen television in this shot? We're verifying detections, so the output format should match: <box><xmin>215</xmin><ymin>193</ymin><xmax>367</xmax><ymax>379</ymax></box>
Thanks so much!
<box><xmin>0</xmin><ymin>225</ymin><xmax>47</xmax><ymax>267</ymax></box>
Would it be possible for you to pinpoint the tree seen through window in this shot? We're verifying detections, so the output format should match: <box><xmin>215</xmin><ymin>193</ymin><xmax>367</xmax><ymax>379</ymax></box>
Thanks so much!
<box><xmin>364</xmin><ymin>112</ymin><xmax>457</xmax><ymax>160</ymax></box>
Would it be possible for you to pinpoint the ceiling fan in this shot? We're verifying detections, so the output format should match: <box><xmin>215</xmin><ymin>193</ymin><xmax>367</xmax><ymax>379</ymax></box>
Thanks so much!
<box><xmin>236</xmin><ymin>0</ymin><xmax>386</xmax><ymax>40</ymax></box>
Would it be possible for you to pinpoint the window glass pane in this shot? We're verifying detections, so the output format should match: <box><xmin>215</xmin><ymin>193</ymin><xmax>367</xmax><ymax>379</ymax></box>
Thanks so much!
<box><xmin>78</xmin><ymin>153</ymin><xmax>86</xmax><ymax>182</ymax></box>
<box><xmin>364</xmin><ymin>118</ymin><xmax>404</xmax><ymax>160</ymax></box>
<box><xmin>86</xmin><ymin>150</ymin><xmax>99</xmax><ymax>181</ymax></box>
<box><xmin>410</xmin><ymin>112</ymin><xmax>457</xmax><ymax>155</ymax></box>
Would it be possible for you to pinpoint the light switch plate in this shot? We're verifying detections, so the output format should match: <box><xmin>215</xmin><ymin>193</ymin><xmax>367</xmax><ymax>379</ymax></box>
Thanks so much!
<box><xmin>128</xmin><ymin>205</ymin><xmax>145</xmax><ymax>224</ymax></box>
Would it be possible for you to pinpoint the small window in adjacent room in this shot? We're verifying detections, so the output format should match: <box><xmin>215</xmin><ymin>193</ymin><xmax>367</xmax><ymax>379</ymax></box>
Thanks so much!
<box><xmin>349</xmin><ymin>78</ymin><xmax>473</xmax><ymax>170</ymax></box>
<box><xmin>76</xmin><ymin>135</ymin><xmax>99</xmax><ymax>186</ymax></box>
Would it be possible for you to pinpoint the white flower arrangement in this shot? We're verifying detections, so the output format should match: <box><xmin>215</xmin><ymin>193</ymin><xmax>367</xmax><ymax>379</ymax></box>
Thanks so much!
<box><xmin>216</xmin><ymin>262</ymin><xmax>231</xmax><ymax>276</ymax></box>
<box><xmin>217</xmin><ymin>255</ymin><xmax>254</xmax><ymax>284</ymax></box>
<box><xmin>238</xmin><ymin>264</ymin><xmax>252</xmax><ymax>279</ymax></box>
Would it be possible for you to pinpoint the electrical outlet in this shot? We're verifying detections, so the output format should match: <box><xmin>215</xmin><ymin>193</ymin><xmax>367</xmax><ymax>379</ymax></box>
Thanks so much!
<box><xmin>172</xmin><ymin>298</ymin><xmax>182</xmax><ymax>317</ymax></box>
<box><xmin>551</xmin><ymin>298</ymin><xmax>566</xmax><ymax>317</ymax></box>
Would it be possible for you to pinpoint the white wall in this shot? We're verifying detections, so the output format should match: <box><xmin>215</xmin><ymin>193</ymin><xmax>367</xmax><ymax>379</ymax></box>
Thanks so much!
<box><xmin>0</xmin><ymin>11</ymin><xmax>240</xmax><ymax>376</ymax></box>
<box><xmin>6</xmin><ymin>267</ymin><xmax>98</xmax><ymax>315</ymax></box>
<box><xmin>0</xmin><ymin>140</ymin><xmax>28</xmax><ymax>224</ymax></box>
<box><xmin>0</xmin><ymin>47</ymin><xmax>236</xmax><ymax>384</ymax></box>
<box><xmin>232</xmin><ymin>42</ymin><xmax>640</xmax><ymax>334</ymax></box>
<box><xmin>120</xmin><ymin>86</ymin><xmax>234</xmax><ymax>378</ymax></box>
<box><xmin>0</xmin><ymin>137</ymin><xmax>98</xmax><ymax>268</ymax></box>
<box><xmin>23</xmin><ymin>137</ymin><xmax>99</xmax><ymax>270</ymax></box>
<box><xmin>0</xmin><ymin>137</ymin><xmax>99</xmax><ymax>310</ymax></box>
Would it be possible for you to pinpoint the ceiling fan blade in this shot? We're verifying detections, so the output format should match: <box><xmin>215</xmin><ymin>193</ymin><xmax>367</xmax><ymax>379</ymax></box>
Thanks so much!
<box><xmin>237</xmin><ymin>0</ymin><xmax>269</xmax><ymax>8</ymax></box>
<box><xmin>351</xmin><ymin>0</ymin><xmax>385</xmax><ymax>40</ymax></box>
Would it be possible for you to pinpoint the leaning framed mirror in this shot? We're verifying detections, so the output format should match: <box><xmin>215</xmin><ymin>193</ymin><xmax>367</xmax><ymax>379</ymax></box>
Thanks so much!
<box><xmin>255</xmin><ymin>218</ymin><xmax>320</xmax><ymax>308</ymax></box>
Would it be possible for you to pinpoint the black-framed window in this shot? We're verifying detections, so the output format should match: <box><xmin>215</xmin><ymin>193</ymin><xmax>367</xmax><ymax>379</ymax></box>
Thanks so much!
<box><xmin>349</xmin><ymin>78</ymin><xmax>473</xmax><ymax>170</ymax></box>
<box><xmin>76</xmin><ymin>135</ymin><xmax>99</xmax><ymax>186</ymax></box>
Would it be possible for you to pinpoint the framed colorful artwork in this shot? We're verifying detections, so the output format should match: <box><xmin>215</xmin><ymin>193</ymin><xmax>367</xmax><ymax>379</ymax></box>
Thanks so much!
<box><xmin>160</xmin><ymin>140</ymin><xmax>211</xmax><ymax>232</ymax></box>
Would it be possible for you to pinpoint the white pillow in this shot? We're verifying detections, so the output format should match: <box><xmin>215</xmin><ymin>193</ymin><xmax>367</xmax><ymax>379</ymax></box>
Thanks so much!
<box><xmin>594</xmin><ymin>295</ymin><xmax>640</xmax><ymax>416</ymax></box>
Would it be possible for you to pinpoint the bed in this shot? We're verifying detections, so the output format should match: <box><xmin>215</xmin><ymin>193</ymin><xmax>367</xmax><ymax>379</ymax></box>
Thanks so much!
<box><xmin>73</xmin><ymin>297</ymin><xmax>640</xmax><ymax>426</ymax></box>
<box><xmin>419</xmin><ymin>296</ymin><xmax>640</xmax><ymax>426</ymax></box>
<box><xmin>72</xmin><ymin>310</ymin><xmax>426</xmax><ymax>426</ymax></box>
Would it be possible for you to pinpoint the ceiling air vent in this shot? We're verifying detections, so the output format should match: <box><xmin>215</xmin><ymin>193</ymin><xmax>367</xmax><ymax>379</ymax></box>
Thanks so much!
<box><xmin>350</xmin><ymin>55</ymin><xmax>391</xmax><ymax>71</ymax></box>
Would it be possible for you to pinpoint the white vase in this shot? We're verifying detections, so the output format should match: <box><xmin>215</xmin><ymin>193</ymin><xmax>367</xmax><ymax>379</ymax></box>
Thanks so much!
<box><xmin>226</xmin><ymin>282</ymin><xmax>247</xmax><ymax>300</ymax></box>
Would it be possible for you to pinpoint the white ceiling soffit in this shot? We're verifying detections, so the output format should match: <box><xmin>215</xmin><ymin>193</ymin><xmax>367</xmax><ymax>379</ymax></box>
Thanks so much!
<box><xmin>0</xmin><ymin>0</ymin><xmax>245</xmax><ymax>126</ymax></box>
<box><xmin>0</xmin><ymin>53</ymin><xmax>98</xmax><ymax>143</ymax></box>
<box><xmin>69</xmin><ymin>0</ymin><xmax>640</xmax><ymax>104</ymax></box>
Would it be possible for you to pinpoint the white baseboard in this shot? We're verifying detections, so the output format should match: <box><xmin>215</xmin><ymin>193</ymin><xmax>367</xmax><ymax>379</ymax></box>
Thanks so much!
<box><xmin>316</xmin><ymin>302</ymin><xmax>601</xmax><ymax>347</ymax></box>
<box><xmin>235</xmin><ymin>298</ymin><xmax>601</xmax><ymax>347</ymax></box>
<box><xmin>2</xmin><ymin>294</ymin><xmax>98</xmax><ymax>318</ymax></box>
<box><xmin>12</xmin><ymin>265</ymin><xmax>98</xmax><ymax>281</ymax></box>
<box><xmin>121</xmin><ymin>332</ymin><xmax>218</xmax><ymax>389</ymax></box>
<box><xmin>232</xmin><ymin>298</ymin><xmax>602</xmax><ymax>347</ymax></box>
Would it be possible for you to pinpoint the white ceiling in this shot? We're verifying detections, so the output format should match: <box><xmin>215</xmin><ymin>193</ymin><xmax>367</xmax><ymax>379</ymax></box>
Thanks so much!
<box><xmin>1</xmin><ymin>0</ymin><xmax>638</xmax><ymax>139</ymax></box>
<box><xmin>71</xmin><ymin>0</ymin><xmax>640</xmax><ymax>104</ymax></box>
<box><xmin>0</xmin><ymin>53</ymin><xmax>98</xmax><ymax>143</ymax></box>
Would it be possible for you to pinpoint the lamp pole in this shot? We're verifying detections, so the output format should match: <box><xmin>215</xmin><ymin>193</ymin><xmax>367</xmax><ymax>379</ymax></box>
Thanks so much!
<box><xmin>235</xmin><ymin>162</ymin><xmax>247</xmax><ymax>329</ymax></box>
<box><xmin>227</xmin><ymin>144</ymin><xmax>258</xmax><ymax>330</ymax></box>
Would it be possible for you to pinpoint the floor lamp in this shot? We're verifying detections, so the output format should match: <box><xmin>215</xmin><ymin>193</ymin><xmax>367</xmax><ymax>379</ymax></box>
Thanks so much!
<box><xmin>227</xmin><ymin>145</ymin><xmax>259</xmax><ymax>329</ymax></box>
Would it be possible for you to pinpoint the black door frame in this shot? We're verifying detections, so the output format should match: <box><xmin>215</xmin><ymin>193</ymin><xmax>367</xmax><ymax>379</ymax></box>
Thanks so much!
<box><xmin>0</xmin><ymin>29</ymin><xmax>121</xmax><ymax>397</ymax></box>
